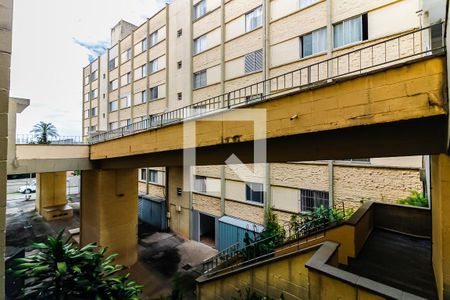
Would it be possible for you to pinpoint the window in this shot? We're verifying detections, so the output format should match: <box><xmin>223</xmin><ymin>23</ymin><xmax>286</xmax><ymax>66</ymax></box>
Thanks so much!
<box><xmin>194</xmin><ymin>0</ymin><xmax>206</xmax><ymax>20</ymax></box>
<box><xmin>148</xmin><ymin>170</ymin><xmax>158</xmax><ymax>183</ymax></box>
<box><xmin>140</xmin><ymin>168</ymin><xmax>147</xmax><ymax>181</ymax></box>
<box><xmin>84</xmin><ymin>93</ymin><xmax>89</xmax><ymax>102</ymax></box>
<box><xmin>122</xmin><ymin>48</ymin><xmax>132</xmax><ymax>62</ymax></box>
<box><xmin>334</xmin><ymin>14</ymin><xmax>368</xmax><ymax>48</ymax></box>
<box><xmin>245</xmin><ymin>182</ymin><xmax>264</xmax><ymax>204</ymax></box>
<box><xmin>141</xmin><ymin>37</ymin><xmax>148</xmax><ymax>52</ymax></box>
<box><xmin>150</xmin><ymin>86</ymin><xmax>158</xmax><ymax>100</ymax></box>
<box><xmin>300</xmin><ymin>189</ymin><xmax>329</xmax><ymax>212</ymax></box>
<box><xmin>84</xmin><ymin>75</ymin><xmax>90</xmax><ymax>85</ymax></box>
<box><xmin>177</xmin><ymin>29</ymin><xmax>183</xmax><ymax>37</ymax></box>
<box><xmin>149</xmin><ymin>31</ymin><xmax>158</xmax><ymax>47</ymax></box>
<box><xmin>193</xmin><ymin>70</ymin><xmax>207</xmax><ymax>89</ymax></box>
<box><xmin>109</xmin><ymin>79</ymin><xmax>118</xmax><ymax>91</ymax></box>
<box><xmin>177</xmin><ymin>92</ymin><xmax>182</xmax><ymax>100</ymax></box>
<box><xmin>90</xmin><ymin>89</ymin><xmax>98</xmax><ymax>100</ymax></box>
<box><xmin>121</xmin><ymin>72</ymin><xmax>131</xmax><ymax>86</ymax></box>
<box><xmin>299</xmin><ymin>0</ymin><xmax>319</xmax><ymax>9</ymax></box>
<box><xmin>177</xmin><ymin>61</ymin><xmax>182</xmax><ymax>69</ymax></box>
<box><xmin>341</xmin><ymin>158</ymin><xmax>370</xmax><ymax>163</ymax></box>
<box><xmin>90</xmin><ymin>107</ymin><xmax>97</xmax><ymax>117</ymax></box>
<box><xmin>108</xmin><ymin>100</ymin><xmax>118</xmax><ymax>112</ymax></box>
<box><xmin>245</xmin><ymin>6</ymin><xmax>262</xmax><ymax>32</ymax></box>
<box><xmin>194</xmin><ymin>35</ymin><xmax>206</xmax><ymax>54</ymax></box>
<box><xmin>150</xmin><ymin>59</ymin><xmax>158</xmax><ymax>73</ymax></box>
<box><xmin>300</xmin><ymin>27</ymin><xmax>327</xmax><ymax>58</ymax></box>
<box><xmin>90</xmin><ymin>71</ymin><xmax>97</xmax><ymax>81</ymax></box>
<box><xmin>244</xmin><ymin>49</ymin><xmax>263</xmax><ymax>73</ymax></box>
<box><xmin>194</xmin><ymin>175</ymin><xmax>207</xmax><ymax>193</ymax></box>
<box><xmin>103</xmin><ymin>93</ymin><xmax>105</xmax><ymax>99</ymax></box>
<box><xmin>109</xmin><ymin>121</ymin><xmax>119</xmax><ymax>130</ymax></box>
<box><xmin>126</xmin><ymin>118</ymin><xmax>132</xmax><ymax>126</ymax></box>
<box><xmin>108</xmin><ymin>57</ymin><xmax>118</xmax><ymax>71</ymax></box>
<box><xmin>84</xmin><ymin>109</ymin><xmax>89</xmax><ymax>119</ymax></box>
<box><xmin>90</xmin><ymin>125</ymin><xmax>97</xmax><ymax>132</ymax></box>
<box><xmin>140</xmin><ymin>90</ymin><xmax>147</xmax><ymax>103</ymax></box>
<box><xmin>140</xmin><ymin>64</ymin><xmax>148</xmax><ymax>77</ymax></box>
<box><xmin>121</xmin><ymin>94</ymin><xmax>131</xmax><ymax>108</ymax></box>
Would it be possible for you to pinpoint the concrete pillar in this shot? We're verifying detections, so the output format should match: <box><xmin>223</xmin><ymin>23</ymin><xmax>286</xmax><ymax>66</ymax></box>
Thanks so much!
<box><xmin>431</xmin><ymin>154</ymin><xmax>450</xmax><ymax>299</ymax></box>
<box><xmin>167</xmin><ymin>166</ymin><xmax>190</xmax><ymax>239</ymax></box>
<box><xmin>80</xmin><ymin>168</ymin><xmax>138</xmax><ymax>267</ymax></box>
<box><xmin>36</xmin><ymin>172</ymin><xmax>72</xmax><ymax>221</ymax></box>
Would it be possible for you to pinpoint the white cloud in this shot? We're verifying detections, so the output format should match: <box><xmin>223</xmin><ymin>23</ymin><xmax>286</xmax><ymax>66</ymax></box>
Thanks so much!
<box><xmin>10</xmin><ymin>0</ymin><xmax>165</xmax><ymax>136</ymax></box>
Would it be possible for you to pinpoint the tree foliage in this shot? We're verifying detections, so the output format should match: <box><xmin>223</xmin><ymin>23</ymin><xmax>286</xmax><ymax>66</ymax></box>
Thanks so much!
<box><xmin>30</xmin><ymin>121</ymin><xmax>58</xmax><ymax>144</ymax></box>
<box><xmin>397</xmin><ymin>191</ymin><xmax>428</xmax><ymax>208</ymax></box>
<box><xmin>9</xmin><ymin>231</ymin><xmax>143</xmax><ymax>300</ymax></box>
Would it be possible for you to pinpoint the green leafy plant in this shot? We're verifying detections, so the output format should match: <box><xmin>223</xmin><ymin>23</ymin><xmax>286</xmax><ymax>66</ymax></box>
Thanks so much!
<box><xmin>242</xmin><ymin>208</ymin><xmax>285</xmax><ymax>261</ymax></box>
<box><xmin>397</xmin><ymin>191</ymin><xmax>428</xmax><ymax>208</ymax></box>
<box><xmin>9</xmin><ymin>231</ymin><xmax>143</xmax><ymax>299</ymax></box>
<box><xmin>30</xmin><ymin>121</ymin><xmax>58</xmax><ymax>144</ymax></box>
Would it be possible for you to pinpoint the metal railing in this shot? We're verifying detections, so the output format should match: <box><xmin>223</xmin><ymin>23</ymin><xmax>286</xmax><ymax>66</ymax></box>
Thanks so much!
<box><xmin>201</xmin><ymin>203</ymin><xmax>349</xmax><ymax>276</ymax></box>
<box><xmin>16</xmin><ymin>134</ymin><xmax>87</xmax><ymax>145</ymax></box>
<box><xmin>91</xmin><ymin>23</ymin><xmax>445</xmax><ymax>144</ymax></box>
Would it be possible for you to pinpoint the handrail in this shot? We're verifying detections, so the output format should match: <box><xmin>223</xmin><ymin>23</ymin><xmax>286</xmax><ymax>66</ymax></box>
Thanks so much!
<box><xmin>90</xmin><ymin>22</ymin><xmax>445</xmax><ymax>144</ymax></box>
<box><xmin>16</xmin><ymin>134</ymin><xmax>87</xmax><ymax>145</ymax></box>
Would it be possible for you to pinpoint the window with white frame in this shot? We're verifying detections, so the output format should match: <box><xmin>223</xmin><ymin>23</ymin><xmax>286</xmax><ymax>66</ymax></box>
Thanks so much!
<box><xmin>300</xmin><ymin>27</ymin><xmax>327</xmax><ymax>58</ymax></box>
<box><xmin>140</xmin><ymin>168</ymin><xmax>147</xmax><ymax>181</ymax></box>
<box><xmin>140</xmin><ymin>64</ymin><xmax>148</xmax><ymax>78</ymax></box>
<box><xmin>84</xmin><ymin>75</ymin><xmax>90</xmax><ymax>85</ymax></box>
<box><xmin>194</xmin><ymin>175</ymin><xmax>207</xmax><ymax>193</ymax></box>
<box><xmin>149</xmin><ymin>86</ymin><xmax>158</xmax><ymax>100</ymax></box>
<box><xmin>109</xmin><ymin>79</ymin><xmax>118</xmax><ymax>91</ymax></box>
<box><xmin>90</xmin><ymin>71</ymin><xmax>97</xmax><ymax>81</ymax></box>
<box><xmin>333</xmin><ymin>14</ymin><xmax>368</xmax><ymax>48</ymax></box>
<box><xmin>193</xmin><ymin>70</ymin><xmax>207</xmax><ymax>89</ymax></box>
<box><xmin>141</xmin><ymin>37</ymin><xmax>148</xmax><ymax>52</ymax></box>
<box><xmin>108</xmin><ymin>57</ymin><xmax>118</xmax><ymax>71</ymax></box>
<box><xmin>90</xmin><ymin>125</ymin><xmax>97</xmax><ymax>132</ymax></box>
<box><xmin>121</xmin><ymin>94</ymin><xmax>131</xmax><ymax>108</ymax></box>
<box><xmin>90</xmin><ymin>107</ymin><xmax>97</xmax><ymax>117</ymax></box>
<box><xmin>245</xmin><ymin>182</ymin><xmax>264</xmax><ymax>204</ymax></box>
<box><xmin>299</xmin><ymin>0</ymin><xmax>319</xmax><ymax>9</ymax></box>
<box><xmin>122</xmin><ymin>48</ymin><xmax>132</xmax><ymax>62</ymax></box>
<box><xmin>194</xmin><ymin>0</ymin><xmax>206</xmax><ymax>20</ymax></box>
<box><xmin>245</xmin><ymin>6</ymin><xmax>262</xmax><ymax>32</ymax></box>
<box><xmin>108</xmin><ymin>100</ymin><xmax>118</xmax><ymax>112</ymax></box>
<box><xmin>194</xmin><ymin>35</ymin><xmax>206</xmax><ymax>55</ymax></box>
<box><xmin>140</xmin><ymin>90</ymin><xmax>147</xmax><ymax>103</ymax></box>
<box><xmin>121</xmin><ymin>72</ymin><xmax>131</xmax><ymax>86</ymax></box>
<box><xmin>149</xmin><ymin>31</ymin><xmax>158</xmax><ymax>47</ymax></box>
<box><xmin>84</xmin><ymin>93</ymin><xmax>89</xmax><ymax>102</ymax></box>
<box><xmin>149</xmin><ymin>58</ymin><xmax>158</xmax><ymax>73</ymax></box>
<box><xmin>300</xmin><ymin>189</ymin><xmax>330</xmax><ymax>212</ymax></box>
<box><xmin>109</xmin><ymin>121</ymin><xmax>119</xmax><ymax>130</ymax></box>
<box><xmin>126</xmin><ymin>119</ymin><xmax>132</xmax><ymax>126</ymax></box>
<box><xmin>244</xmin><ymin>49</ymin><xmax>263</xmax><ymax>73</ymax></box>
<box><xmin>84</xmin><ymin>109</ymin><xmax>89</xmax><ymax>119</ymax></box>
<box><xmin>90</xmin><ymin>89</ymin><xmax>98</xmax><ymax>100</ymax></box>
<box><xmin>148</xmin><ymin>170</ymin><xmax>158</xmax><ymax>183</ymax></box>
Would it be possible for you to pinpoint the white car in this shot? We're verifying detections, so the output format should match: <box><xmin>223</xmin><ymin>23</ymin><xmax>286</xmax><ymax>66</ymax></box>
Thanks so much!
<box><xmin>18</xmin><ymin>181</ymin><xmax>36</xmax><ymax>194</ymax></box>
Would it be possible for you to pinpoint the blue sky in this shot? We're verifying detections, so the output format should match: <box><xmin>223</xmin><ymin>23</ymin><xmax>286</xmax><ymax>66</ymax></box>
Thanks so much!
<box><xmin>10</xmin><ymin>0</ymin><xmax>165</xmax><ymax>136</ymax></box>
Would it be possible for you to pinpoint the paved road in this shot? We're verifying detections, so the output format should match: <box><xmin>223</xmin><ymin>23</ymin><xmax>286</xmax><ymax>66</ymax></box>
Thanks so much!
<box><xmin>7</xmin><ymin>176</ymin><xmax>80</xmax><ymax>195</ymax></box>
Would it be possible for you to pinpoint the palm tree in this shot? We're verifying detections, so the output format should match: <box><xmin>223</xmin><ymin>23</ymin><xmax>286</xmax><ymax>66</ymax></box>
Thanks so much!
<box><xmin>30</xmin><ymin>122</ymin><xmax>59</xmax><ymax>144</ymax></box>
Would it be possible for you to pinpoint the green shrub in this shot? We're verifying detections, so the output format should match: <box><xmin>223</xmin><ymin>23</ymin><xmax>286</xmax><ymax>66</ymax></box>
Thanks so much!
<box><xmin>9</xmin><ymin>231</ymin><xmax>143</xmax><ymax>299</ymax></box>
<box><xmin>397</xmin><ymin>191</ymin><xmax>428</xmax><ymax>208</ymax></box>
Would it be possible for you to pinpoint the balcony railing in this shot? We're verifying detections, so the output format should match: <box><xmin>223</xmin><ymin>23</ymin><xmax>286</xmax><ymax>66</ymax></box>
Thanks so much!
<box><xmin>91</xmin><ymin>23</ymin><xmax>445</xmax><ymax>144</ymax></box>
<box><xmin>16</xmin><ymin>134</ymin><xmax>86</xmax><ymax>145</ymax></box>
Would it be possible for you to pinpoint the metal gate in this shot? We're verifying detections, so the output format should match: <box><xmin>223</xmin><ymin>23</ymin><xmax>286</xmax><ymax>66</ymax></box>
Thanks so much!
<box><xmin>218</xmin><ymin>216</ymin><xmax>264</xmax><ymax>251</ymax></box>
<box><xmin>138</xmin><ymin>195</ymin><xmax>167</xmax><ymax>231</ymax></box>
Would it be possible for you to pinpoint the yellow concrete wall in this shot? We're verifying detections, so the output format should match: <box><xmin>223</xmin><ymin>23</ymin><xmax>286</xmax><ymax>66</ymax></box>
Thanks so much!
<box><xmin>431</xmin><ymin>154</ymin><xmax>450</xmax><ymax>300</ymax></box>
<box><xmin>80</xmin><ymin>168</ymin><xmax>138</xmax><ymax>267</ymax></box>
<box><xmin>91</xmin><ymin>57</ymin><xmax>447</xmax><ymax>160</ymax></box>
<box><xmin>167</xmin><ymin>166</ymin><xmax>190</xmax><ymax>239</ymax></box>
<box><xmin>36</xmin><ymin>172</ymin><xmax>67</xmax><ymax>212</ymax></box>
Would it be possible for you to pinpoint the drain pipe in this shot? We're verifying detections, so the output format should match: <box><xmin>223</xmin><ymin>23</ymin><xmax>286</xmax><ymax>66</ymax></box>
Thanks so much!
<box><xmin>328</xmin><ymin>160</ymin><xmax>334</xmax><ymax>208</ymax></box>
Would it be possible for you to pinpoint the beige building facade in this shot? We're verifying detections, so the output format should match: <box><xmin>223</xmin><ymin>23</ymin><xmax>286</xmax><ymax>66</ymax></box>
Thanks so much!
<box><xmin>82</xmin><ymin>0</ymin><xmax>438</xmax><ymax>245</ymax></box>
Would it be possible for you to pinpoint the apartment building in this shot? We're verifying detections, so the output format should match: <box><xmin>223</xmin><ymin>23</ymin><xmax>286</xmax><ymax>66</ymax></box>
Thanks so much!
<box><xmin>82</xmin><ymin>0</ymin><xmax>438</xmax><ymax>248</ymax></box>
